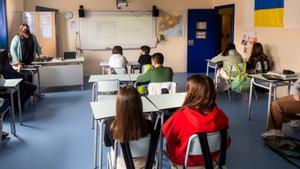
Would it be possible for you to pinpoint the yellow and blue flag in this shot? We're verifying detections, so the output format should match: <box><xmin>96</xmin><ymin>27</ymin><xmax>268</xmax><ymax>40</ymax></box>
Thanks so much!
<box><xmin>254</xmin><ymin>0</ymin><xmax>284</xmax><ymax>27</ymax></box>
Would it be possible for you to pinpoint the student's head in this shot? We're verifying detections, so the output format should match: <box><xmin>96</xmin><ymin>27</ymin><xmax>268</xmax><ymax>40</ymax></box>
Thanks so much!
<box><xmin>222</xmin><ymin>43</ymin><xmax>236</xmax><ymax>56</ymax></box>
<box><xmin>140</xmin><ymin>45</ymin><xmax>150</xmax><ymax>55</ymax></box>
<box><xmin>111</xmin><ymin>86</ymin><xmax>145</xmax><ymax>142</ymax></box>
<box><xmin>250</xmin><ymin>42</ymin><xmax>264</xmax><ymax>59</ymax></box>
<box><xmin>19</xmin><ymin>23</ymin><xmax>31</xmax><ymax>38</ymax></box>
<box><xmin>151</xmin><ymin>52</ymin><xmax>164</xmax><ymax>67</ymax></box>
<box><xmin>182</xmin><ymin>75</ymin><xmax>216</xmax><ymax>113</ymax></box>
<box><xmin>112</xmin><ymin>46</ymin><xmax>123</xmax><ymax>55</ymax></box>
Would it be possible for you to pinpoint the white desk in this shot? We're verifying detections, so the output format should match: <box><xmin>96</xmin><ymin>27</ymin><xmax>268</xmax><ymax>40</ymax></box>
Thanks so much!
<box><xmin>248</xmin><ymin>74</ymin><xmax>299</xmax><ymax>128</ymax></box>
<box><xmin>32</xmin><ymin>57</ymin><xmax>84</xmax><ymax>90</ymax></box>
<box><xmin>90</xmin><ymin>92</ymin><xmax>186</xmax><ymax>169</ymax></box>
<box><xmin>88</xmin><ymin>74</ymin><xmax>141</xmax><ymax>83</ymax></box>
<box><xmin>100</xmin><ymin>61</ymin><xmax>140</xmax><ymax>74</ymax></box>
<box><xmin>0</xmin><ymin>79</ymin><xmax>23</xmax><ymax>132</ymax></box>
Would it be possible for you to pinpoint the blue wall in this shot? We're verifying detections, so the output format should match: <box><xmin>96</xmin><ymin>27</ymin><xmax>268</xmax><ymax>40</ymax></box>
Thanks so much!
<box><xmin>0</xmin><ymin>0</ymin><xmax>8</xmax><ymax>50</ymax></box>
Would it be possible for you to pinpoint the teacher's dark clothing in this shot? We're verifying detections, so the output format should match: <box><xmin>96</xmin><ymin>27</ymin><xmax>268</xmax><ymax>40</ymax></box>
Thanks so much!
<box><xmin>20</xmin><ymin>36</ymin><xmax>35</xmax><ymax>65</ymax></box>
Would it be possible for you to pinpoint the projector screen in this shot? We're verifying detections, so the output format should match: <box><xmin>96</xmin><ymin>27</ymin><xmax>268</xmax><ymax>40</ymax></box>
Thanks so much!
<box><xmin>79</xmin><ymin>11</ymin><xmax>157</xmax><ymax>50</ymax></box>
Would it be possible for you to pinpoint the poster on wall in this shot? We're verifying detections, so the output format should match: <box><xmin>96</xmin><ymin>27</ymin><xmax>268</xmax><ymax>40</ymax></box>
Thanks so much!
<box><xmin>40</xmin><ymin>12</ymin><xmax>52</xmax><ymax>38</ymax></box>
<box><xmin>23</xmin><ymin>12</ymin><xmax>36</xmax><ymax>34</ymax></box>
<box><xmin>157</xmin><ymin>11</ymin><xmax>184</xmax><ymax>39</ymax></box>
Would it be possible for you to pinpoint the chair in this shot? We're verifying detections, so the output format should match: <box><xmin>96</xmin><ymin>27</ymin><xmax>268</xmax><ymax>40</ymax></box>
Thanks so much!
<box><xmin>0</xmin><ymin>99</ymin><xmax>15</xmax><ymax>151</ymax></box>
<box><xmin>164</xmin><ymin>129</ymin><xmax>228</xmax><ymax>169</ymax></box>
<box><xmin>254</xmin><ymin>60</ymin><xmax>270</xmax><ymax>74</ymax></box>
<box><xmin>109</xmin><ymin>67</ymin><xmax>127</xmax><ymax>75</ymax></box>
<box><xmin>141</xmin><ymin>64</ymin><xmax>152</xmax><ymax>74</ymax></box>
<box><xmin>147</xmin><ymin>82</ymin><xmax>177</xmax><ymax>96</ymax></box>
<box><xmin>91</xmin><ymin>80</ymin><xmax>120</xmax><ymax>129</ymax></box>
<box><xmin>108</xmin><ymin>116</ymin><xmax>161</xmax><ymax>169</ymax></box>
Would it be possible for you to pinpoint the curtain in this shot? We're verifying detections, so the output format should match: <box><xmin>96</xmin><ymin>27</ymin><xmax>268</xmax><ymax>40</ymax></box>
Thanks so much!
<box><xmin>0</xmin><ymin>0</ymin><xmax>8</xmax><ymax>49</ymax></box>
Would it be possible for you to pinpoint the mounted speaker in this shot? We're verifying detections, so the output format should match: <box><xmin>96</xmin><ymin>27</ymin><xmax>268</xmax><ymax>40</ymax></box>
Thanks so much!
<box><xmin>79</xmin><ymin>5</ymin><xmax>85</xmax><ymax>18</ymax></box>
<box><xmin>152</xmin><ymin>5</ymin><xmax>159</xmax><ymax>17</ymax></box>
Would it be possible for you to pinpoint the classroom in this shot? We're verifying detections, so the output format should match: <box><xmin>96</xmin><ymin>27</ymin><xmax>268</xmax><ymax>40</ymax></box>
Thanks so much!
<box><xmin>0</xmin><ymin>0</ymin><xmax>300</xmax><ymax>169</ymax></box>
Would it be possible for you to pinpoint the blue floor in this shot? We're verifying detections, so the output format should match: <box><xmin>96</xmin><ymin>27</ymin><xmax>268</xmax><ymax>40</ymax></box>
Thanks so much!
<box><xmin>0</xmin><ymin>73</ymin><xmax>299</xmax><ymax>169</ymax></box>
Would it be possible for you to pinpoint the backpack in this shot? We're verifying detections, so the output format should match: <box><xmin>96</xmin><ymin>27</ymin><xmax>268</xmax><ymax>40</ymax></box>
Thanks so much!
<box><xmin>229</xmin><ymin>63</ymin><xmax>250</xmax><ymax>93</ymax></box>
<box><xmin>262</xmin><ymin>129</ymin><xmax>300</xmax><ymax>168</ymax></box>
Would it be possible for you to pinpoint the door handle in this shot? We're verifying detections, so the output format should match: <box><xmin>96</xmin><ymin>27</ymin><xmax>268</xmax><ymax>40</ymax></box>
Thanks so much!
<box><xmin>188</xmin><ymin>40</ymin><xmax>194</xmax><ymax>46</ymax></box>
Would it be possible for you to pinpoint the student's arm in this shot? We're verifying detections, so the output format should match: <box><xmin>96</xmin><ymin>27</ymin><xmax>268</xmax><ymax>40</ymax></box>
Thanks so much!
<box><xmin>10</xmin><ymin>36</ymin><xmax>21</xmax><ymax>64</ymax></box>
<box><xmin>136</xmin><ymin>70</ymin><xmax>151</xmax><ymax>82</ymax></box>
<box><xmin>211</xmin><ymin>54</ymin><xmax>223</xmax><ymax>63</ymax></box>
<box><xmin>169</xmin><ymin>68</ymin><xmax>173</xmax><ymax>81</ymax></box>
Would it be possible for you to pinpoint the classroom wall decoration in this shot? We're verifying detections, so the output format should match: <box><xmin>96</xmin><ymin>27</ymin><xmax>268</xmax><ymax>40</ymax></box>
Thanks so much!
<box><xmin>157</xmin><ymin>12</ymin><xmax>184</xmax><ymax>38</ymax></box>
<box><xmin>0</xmin><ymin>0</ymin><xmax>8</xmax><ymax>49</ymax></box>
<box><xmin>254</xmin><ymin>0</ymin><xmax>284</xmax><ymax>27</ymax></box>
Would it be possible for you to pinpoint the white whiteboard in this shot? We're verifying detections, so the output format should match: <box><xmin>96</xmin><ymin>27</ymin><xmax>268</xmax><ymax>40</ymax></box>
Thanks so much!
<box><xmin>79</xmin><ymin>11</ymin><xmax>157</xmax><ymax>50</ymax></box>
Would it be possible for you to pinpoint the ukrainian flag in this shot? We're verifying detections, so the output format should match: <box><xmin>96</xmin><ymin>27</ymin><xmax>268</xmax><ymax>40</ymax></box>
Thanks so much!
<box><xmin>254</xmin><ymin>0</ymin><xmax>284</xmax><ymax>27</ymax></box>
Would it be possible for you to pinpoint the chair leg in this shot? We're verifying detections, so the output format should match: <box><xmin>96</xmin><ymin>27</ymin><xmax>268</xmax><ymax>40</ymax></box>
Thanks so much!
<box><xmin>227</xmin><ymin>88</ymin><xmax>231</xmax><ymax>102</ymax></box>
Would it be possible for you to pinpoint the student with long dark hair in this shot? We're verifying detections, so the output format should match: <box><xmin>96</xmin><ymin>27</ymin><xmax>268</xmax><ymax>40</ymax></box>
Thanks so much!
<box><xmin>162</xmin><ymin>75</ymin><xmax>229</xmax><ymax>168</ymax></box>
<box><xmin>247</xmin><ymin>42</ymin><xmax>271</xmax><ymax>73</ymax></box>
<box><xmin>0</xmin><ymin>50</ymin><xmax>37</xmax><ymax>109</ymax></box>
<box><xmin>10</xmin><ymin>23</ymin><xmax>43</xmax><ymax>65</ymax></box>
<box><xmin>104</xmin><ymin>86</ymin><xmax>154</xmax><ymax>168</ymax></box>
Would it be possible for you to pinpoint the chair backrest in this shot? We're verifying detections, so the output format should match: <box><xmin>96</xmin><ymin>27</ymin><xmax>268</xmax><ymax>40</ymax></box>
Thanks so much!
<box><xmin>142</xmin><ymin>64</ymin><xmax>151</xmax><ymax>74</ymax></box>
<box><xmin>147</xmin><ymin>82</ymin><xmax>177</xmax><ymax>96</ymax></box>
<box><xmin>119</xmin><ymin>116</ymin><xmax>162</xmax><ymax>169</ymax></box>
<box><xmin>109</xmin><ymin>67</ymin><xmax>127</xmax><ymax>75</ymax></box>
<box><xmin>227</xmin><ymin>62</ymin><xmax>246</xmax><ymax>80</ymax></box>
<box><xmin>255</xmin><ymin>60</ymin><xmax>270</xmax><ymax>73</ymax></box>
<box><xmin>184</xmin><ymin>129</ymin><xmax>228</xmax><ymax>169</ymax></box>
<box><xmin>95</xmin><ymin>80</ymin><xmax>119</xmax><ymax>101</ymax></box>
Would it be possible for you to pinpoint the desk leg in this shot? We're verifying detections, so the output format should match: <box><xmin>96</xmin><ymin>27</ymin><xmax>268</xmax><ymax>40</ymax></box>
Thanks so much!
<box><xmin>247</xmin><ymin>78</ymin><xmax>254</xmax><ymax>120</ymax></box>
<box><xmin>98</xmin><ymin>120</ymin><xmax>105</xmax><ymax>169</ymax></box>
<box><xmin>17</xmin><ymin>85</ymin><xmax>23</xmax><ymax>125</ymax></box>
<box><xmin>9</xmin><ymin>92</ymin><xmax>16</xmax><ymax>136</ymax></box>
<box><xmin>266</xmin><ymin>84</ymin><xmax>274</xmax><ymax>129</ymax></box>
<box><xmin>91</xmin><ymin>83</ymin><xmax>96</xmax><ymax>129</ymax></box>
<box><xmin>94</xmin><ymin>119</ymin><xmax>99</xmax><ymax>169</ymax></box>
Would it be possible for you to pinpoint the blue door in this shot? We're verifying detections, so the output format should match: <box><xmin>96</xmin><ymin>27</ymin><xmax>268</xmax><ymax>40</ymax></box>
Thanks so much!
<box><xmin>187</xmin><ymin>9</ymin><xmax>220</xmax><ymax>73</ymax></box>
<box><xmin>0</xmin><ymin>0</ymin><xmax>8</xmax><ymax>49</ymax></box>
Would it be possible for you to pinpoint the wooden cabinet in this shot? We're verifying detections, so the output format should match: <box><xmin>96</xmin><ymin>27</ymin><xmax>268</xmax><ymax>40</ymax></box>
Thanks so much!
<box><xmin>23</xmin><ymin>12</ymin><xmax>57</xmax><ymax>57</ymax></box>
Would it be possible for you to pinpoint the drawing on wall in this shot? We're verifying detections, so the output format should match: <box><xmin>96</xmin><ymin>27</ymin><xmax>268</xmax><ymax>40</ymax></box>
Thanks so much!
<box><xmin>157</xmin><ymin>12</ymin><xmax>184</xmax><ymax>38</ymax></box>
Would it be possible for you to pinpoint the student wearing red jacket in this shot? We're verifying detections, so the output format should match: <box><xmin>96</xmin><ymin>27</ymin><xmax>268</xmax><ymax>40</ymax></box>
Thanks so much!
<box><xmin>162</xmin><ymin>75</ymin><xmax>229</xmax><ymax>167</ymax></box>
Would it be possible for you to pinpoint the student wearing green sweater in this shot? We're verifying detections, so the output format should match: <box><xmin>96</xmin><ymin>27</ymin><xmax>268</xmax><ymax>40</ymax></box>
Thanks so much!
<box><xmin>136</xmin><ymin>52</ymin><xmax>173</xmax><ymax>83</ymax></box>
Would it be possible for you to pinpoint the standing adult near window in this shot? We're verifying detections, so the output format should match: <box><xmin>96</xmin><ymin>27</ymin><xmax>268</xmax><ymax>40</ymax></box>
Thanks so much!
<box><xmin>10</xmin><ymin>23</ymin><xmax>44</xmax><ymax>66</ymax></box>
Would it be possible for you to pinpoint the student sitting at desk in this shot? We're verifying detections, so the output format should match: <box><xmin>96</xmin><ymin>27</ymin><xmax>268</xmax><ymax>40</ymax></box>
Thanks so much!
<box><xmin>10</xmin><ymin>23</ymin><xmax>44</xmax><ymax>66</ymax></box>
<box><xmin>0</xmin><ymin>50</ymin><xmax>37</xmax><ymax>109</ymax></box>
<box><xmin>247</xmin><ymin>42</ymin><xmax>271</xmax><ymax>74</ymax></box>
<box><xmin>211</xmin><ymin>43</ymin><xmax>243</xmax><ymax>90</ymax></box>
<box><xmin>108</xmin><ymin>46</ymin><xmax>128</xmax><ymax>74</ymax></box>
<box><xmin>268</xmin><ymin>78</ymin><xmax>300</xmax><ymax>130</ymax></box>
<box><xmin>162</xmin><ymin>75</ymin><xmax>229</xmax><ymax>168</ymax></box>
<box><xmin>138</xmin><ymin>45</ymin><xmax>151</xmax><ymax>66</ymax></box>
<box><xmin>136</xmin><ymin>53</ymin><xmax>173</xmax><ymax>83</ymax></box>
<box><xmin>104</xmin><ymin>86</ymin><xmax>154</xmax><ymax>169</ymax></box>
